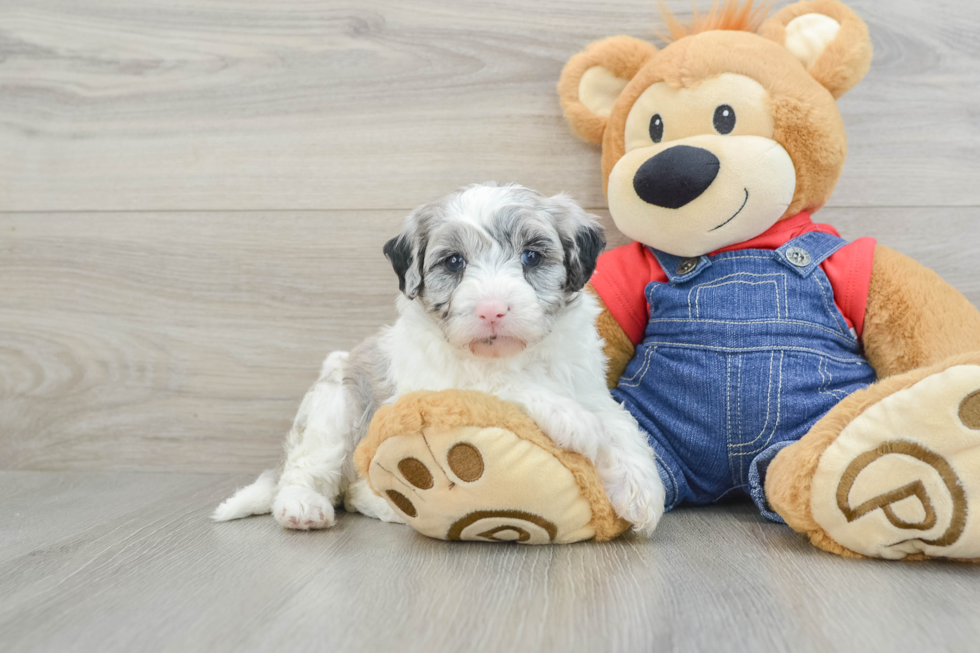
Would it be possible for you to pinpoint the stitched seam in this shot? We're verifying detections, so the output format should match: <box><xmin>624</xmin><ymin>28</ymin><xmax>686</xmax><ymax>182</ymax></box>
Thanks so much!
<box><xmin>726</xmin><ymin>355</ymin><xmax>736</xmax><ymax>483</ymax></box>
<box><xmin>783</xmin><ymin>273</ymin><xmax>789</xmax><ymax>318</ymax></box>
<box><xmin>618</xmin><ymin>346</ymin><xmax>655</xmax><ymax>388</ymax></box>
<box><xmin>647</xmin><ymin>318</ymin><xmax>859</xmax><ymax>344</ymax></box>
<box><xmin>692</xmin><ymin>271</ymin><xmax>786</xmax><ymax>283</ymax></box>
<box><xmin>737</xmin><ymin>355</ymin><xmax>743</xmax><ymax>475</ymax></box>
<box><xmin>731</xmin><ymin>351</ymin><xmax>774</xmax><ymax>453</ymax></box>
<box><xmin>818</xmin><ymin>357</ymin><xmax>847</xmax><ymax>401</ymax></box>
<box><xmin>817</xmin><ymin>356</ymin><xmax>829</xmax><ymax>402</ymax></box>
<box><xmin>695</xmin><ymin>278</ymin><xmax>782</xmax><ymax>319</ymax></box>
<box><xmin>640</xmin><ymin>341</ymin><xmax>869</xmax><ymax>364</ymax></box>
<box><xmin>813</xmin><ymin>271</ymin><xmax>848</xmax><ymax>335</ymax></box>
<box><xmin>732</xmin><ymin>351</ymin><xmax>784</xmax><ymax>459</ymax></box>
<box><xmin>711</xmin><ymin>255</ymin><xmax>773</xmax><ymax>261</ymax></box>
<box><xmin>653</xmin><ymin>450</ymin><xmax>680</xmax><ymax>506</ymax></box>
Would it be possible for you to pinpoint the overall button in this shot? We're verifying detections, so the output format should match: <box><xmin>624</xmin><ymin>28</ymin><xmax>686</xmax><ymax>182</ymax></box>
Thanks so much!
<box><xmin>786</xmin><ymin>247</ymin><xmax>811</xmax><ymax>267</ymax></box>
<box><xmin>676</xmin><ymin>257</ymin><xmax>699</xmax><ymax>275</ymax></box>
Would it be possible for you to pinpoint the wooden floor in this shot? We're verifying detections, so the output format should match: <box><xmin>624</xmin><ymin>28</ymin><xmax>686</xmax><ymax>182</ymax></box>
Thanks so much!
<box><xmin>2</xmin><ymin>471</ymin><xmax>979</xmax><ymax>653</ymax></box>
<box><xmin>3</xmin><ymin>1</ymin><xmax>980</xmax><ymax>651</ymax></box>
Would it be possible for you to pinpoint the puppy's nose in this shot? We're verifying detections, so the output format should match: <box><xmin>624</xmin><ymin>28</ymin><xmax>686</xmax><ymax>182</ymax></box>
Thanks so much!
<box><xmin>475</xmin><ymin>300</ymin><xmax>509</xmax><ymax>325</ymax></box>
<box><xmin>633</xmin><ymin>145</ymin><xmax>720</xmax><ymax>209</ymax></box>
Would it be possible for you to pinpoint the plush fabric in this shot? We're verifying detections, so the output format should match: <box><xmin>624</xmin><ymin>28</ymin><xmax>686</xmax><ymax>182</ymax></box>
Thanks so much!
<box><xmin>767</xmin><ymin>353</ymin><xmax>980</xmax><ymax>561</ymax></box>
<box><xmin>863</xmin><ymin>245</ymin><xmax>980</xmax><ymax>377</ymax></box>
<box><xmin>558</xmin><ymin>36</ymin><xmax>658</xmax><ymax>145</ymax></box>
<box><xmin>356</xmin><ymin>390</ymin><xmax>630</xmax><ymax>543</ymax></box>
<box><xmin>759</xmin><ymin>0</ymin><xmax>873</xmax><ymax>99</ymax></box>
<box><xmin>555</xmin><ymin>0</ymin><xmax>980</xmax><ymax>560</ymax></box>
<box><xmin>364</xmin><ymin>0</ymin><xmax>980</xmax><ymax>558</ymax></box>
<box><xmin>588</xmin><ymin>286</ymin><xmax>636</xmax><ymax>389</ymax></box>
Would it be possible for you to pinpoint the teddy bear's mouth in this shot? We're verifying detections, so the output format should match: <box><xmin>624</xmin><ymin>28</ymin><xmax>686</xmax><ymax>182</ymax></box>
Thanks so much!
<box><xmin>709</xmin><ymin>188</ymin><xmax>749</xmax><ymax>232</ymax></box>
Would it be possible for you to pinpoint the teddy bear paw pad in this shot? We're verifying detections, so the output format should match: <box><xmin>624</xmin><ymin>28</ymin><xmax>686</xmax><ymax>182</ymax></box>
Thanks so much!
<box><xmin>366</xmin><ymin>425</ymin><xmax>596</xmax><ymax>544</ymax></box>
<box><xmin>810</xmin><ymin>365</ymin><xmax>980</xmax><ymax>560</ymax></box>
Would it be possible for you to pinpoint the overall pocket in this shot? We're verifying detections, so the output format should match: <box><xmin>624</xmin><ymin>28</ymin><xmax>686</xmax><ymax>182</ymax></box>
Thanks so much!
<box><xmin>726</xmin><ymin>350</ymin><xmax>786</xmax><ymax>486</ymax></box>
<box><xmin>688</xmin><ymin>270</ymin><xmax>789</xmax><ymax>321</ymax></box>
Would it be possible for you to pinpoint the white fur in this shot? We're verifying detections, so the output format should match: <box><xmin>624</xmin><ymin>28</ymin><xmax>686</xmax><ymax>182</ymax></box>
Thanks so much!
<box><xmin>215</xmin><ymin>292</ymin><xmax>665</xmax><ymax>535</ymax></box>
<box><xmin>386</xmin><ymin>295</ymin><xmax>665</xmax><ymax>533</ymax></box>
<box><xmin>212</xmin><ymin>469</ymin><xmax>278</xmax><ymax>522</ymax></box>
<box><xmin>214</xmin><ymin>187</ymin><xmax>665</xmax><ymax>535</ymax></box>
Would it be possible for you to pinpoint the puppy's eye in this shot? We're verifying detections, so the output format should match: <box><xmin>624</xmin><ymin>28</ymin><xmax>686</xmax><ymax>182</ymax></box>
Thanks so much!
<box><xmin>649</xmin><ymin>113</ymin><xmax>664</xmax><ymax>143</ymax></box>
<box><xmin>713</xmin><ymin>105</ymin><xmax>736</xmax><ymax>134</ymax></box>
<box><xmin>444</xmin><ymin>254</ymin><xmax>466</xmax><ymax>273</ymax></box>
<box><xmin>521</xmin><ymin>250</ymin><xmax>542</xmax><ymax>268</ymax></box>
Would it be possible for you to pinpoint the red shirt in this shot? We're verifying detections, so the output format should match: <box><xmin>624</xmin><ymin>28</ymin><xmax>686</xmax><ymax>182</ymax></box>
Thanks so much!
<box><xmin>590</xmin><ymin>212</ymin><xmax>876</xmax><ymax>345</ymax></box>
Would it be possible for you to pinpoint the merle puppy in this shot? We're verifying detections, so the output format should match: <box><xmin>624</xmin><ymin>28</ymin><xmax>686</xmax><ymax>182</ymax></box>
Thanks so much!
<box><xmin>214</xmin><ymin>183</ymin><xmax>665</xmax><ymax>534</ymax></box>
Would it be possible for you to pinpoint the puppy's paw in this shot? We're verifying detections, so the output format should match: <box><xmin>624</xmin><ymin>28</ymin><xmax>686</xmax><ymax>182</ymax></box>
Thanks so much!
<box><xmin>530</xmin><ymin>401</ymin><xmax>602</xmax><ymax>462</ymax></box>
<box><xmin>344</xmin><ymin>478</ymin><xmax>405</xmax><ymax>524</ymax></box>
<box><xmin>604</xmin><ymin>463</ymin><xmax>666</xmax><ymax>537</ymax></box>
<box><xmin>273</xmin><ymin>486</ymin><xmax>336</xmax><ymax>530</ymax></box>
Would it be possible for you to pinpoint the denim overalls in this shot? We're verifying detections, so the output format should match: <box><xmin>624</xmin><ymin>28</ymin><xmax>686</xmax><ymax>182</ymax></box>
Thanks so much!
<box><xmin>610</xmin><ymin>231</ymin><xmax>877</xmax><ymax>521</ymax></box>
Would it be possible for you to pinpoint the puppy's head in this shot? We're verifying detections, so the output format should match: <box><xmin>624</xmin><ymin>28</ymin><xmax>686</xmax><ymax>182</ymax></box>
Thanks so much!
<box><xmin>384</xmin><ymin>183</ymin><xmax>605</xmax><ymax>359</ymax></box>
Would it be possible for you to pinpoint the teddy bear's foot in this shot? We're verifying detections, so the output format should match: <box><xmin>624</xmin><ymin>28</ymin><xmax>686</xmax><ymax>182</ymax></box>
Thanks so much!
<box><xmin>770</xmin><ymin>357</ymin><xmax>980</xmax><ymax>560</ymax></box>
<box><xmin>353</xmin><ymin>390</ymin><xmax>630</xmax><ymax>544</ymax></box>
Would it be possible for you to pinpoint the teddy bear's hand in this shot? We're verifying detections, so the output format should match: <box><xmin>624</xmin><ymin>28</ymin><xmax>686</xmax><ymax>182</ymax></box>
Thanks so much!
<box><xmin>355</xmin><ymin>390</ymin><xmax>631</xmax><ymax>544</ymax></box>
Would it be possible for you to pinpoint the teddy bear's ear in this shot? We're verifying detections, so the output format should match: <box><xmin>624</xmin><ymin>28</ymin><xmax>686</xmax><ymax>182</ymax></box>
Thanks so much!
<box><xmin>558</xmin><ymin>36</ymin><xmax>657</xmax><ymax>145</ymax></box>
<box><xmin>759</xmin><ymin>0</ymin><xmax>872</xmax><ymax>99</ymax></box>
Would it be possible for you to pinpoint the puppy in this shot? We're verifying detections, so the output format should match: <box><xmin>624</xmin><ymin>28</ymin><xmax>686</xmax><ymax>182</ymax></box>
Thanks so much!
<box><xmin>214</xmin><ymin>183</ymin><xmax>665</xmax><ymax>534</ymax></box>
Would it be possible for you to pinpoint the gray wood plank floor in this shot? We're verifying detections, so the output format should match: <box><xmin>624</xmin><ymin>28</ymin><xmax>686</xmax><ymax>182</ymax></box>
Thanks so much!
<box><xmin>2</xmin><ymin>471</ymin><xmax>979</xmax><ymax>653</ymax></box>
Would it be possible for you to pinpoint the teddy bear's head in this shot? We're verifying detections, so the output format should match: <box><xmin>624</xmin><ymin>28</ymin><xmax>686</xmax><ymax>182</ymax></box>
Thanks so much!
<box><xmin>558</xmin><ymin>0</ymin><xmax>872</xmax><ymax>257</ymax></box>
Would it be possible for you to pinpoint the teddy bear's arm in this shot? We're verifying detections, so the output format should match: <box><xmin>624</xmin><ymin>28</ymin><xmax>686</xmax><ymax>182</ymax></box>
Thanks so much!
<box><xmin>586</xmin><ymin>284</ymin><xmax>636</xmax><ymax>389</ymax></box>
<box><xmin>862</xmin><ymin>244</ymin><xmax>980</xmax><ymax>378</ymax></box>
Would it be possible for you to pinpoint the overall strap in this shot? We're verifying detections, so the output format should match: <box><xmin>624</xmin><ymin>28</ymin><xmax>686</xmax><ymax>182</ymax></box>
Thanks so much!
<box><xmin>650</xmin><ymin>248</ymin><xmax>713</xmax><ymax>283</ymax></box>
<box><xmin>773</xmin><ymin>231</ymin><xmax>847</xmax><ymax>278</ymax></box>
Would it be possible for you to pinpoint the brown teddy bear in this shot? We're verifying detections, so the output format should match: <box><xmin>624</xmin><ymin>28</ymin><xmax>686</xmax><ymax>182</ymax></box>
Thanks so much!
<box><xmin>357</xmin><ymin>0</ymin><xmax>980</xmax><ymax>560</ymax></box>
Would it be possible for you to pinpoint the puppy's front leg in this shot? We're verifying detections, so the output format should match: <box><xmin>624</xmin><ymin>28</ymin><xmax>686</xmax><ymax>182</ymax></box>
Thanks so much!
<box><xmin>274</xmin><ymin>351</ymin><xmax>353</xmax><ymax>530</ymax></box>
<box><xmin>504</xmin><ymin>389</ymin><xmax>666</xmax><ymax>536</ymax></box>
<box><xmin>591</xmin><ymin>404</ymin><xmax>666</xmax><ymax>536</ymax></box>
<box><xmin>500</xmin><ymin>389</ymin><xmax>605</xmax><ymax>463</ymax></box>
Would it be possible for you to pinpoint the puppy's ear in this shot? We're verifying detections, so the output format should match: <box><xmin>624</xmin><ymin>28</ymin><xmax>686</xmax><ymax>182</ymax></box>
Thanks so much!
<box><xmin>759</xmin><ymin>0</ymin><xmax>872</xmax><ymax>99</ymax></box>
<box><xmin>546</xmin><ymin>193</ymin><xmax>606</xmax><ymax>292</ymax></box>
<box><xmin>558</xmin><ymin>36</ymin><xmax>657</xmax><ymax>145</ymax></box>
<box><xmin>383</xmin><ymin>212</ymin><xmax>428</xmax><ymax>299</ymax></box>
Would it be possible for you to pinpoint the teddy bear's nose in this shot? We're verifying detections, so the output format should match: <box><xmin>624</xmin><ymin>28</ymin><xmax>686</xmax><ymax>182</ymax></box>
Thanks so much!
<box><xmin>633</xmin><ymin>145</ymin><xmax>720</xmax><ymax>209</ymax></box>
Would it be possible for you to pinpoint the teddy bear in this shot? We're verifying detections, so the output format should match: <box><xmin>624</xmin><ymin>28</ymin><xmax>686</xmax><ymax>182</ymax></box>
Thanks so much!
<box><xmin>356</xmin><ymin>0</ymin><xmax>980</xmax><ymax>560</ymax></box>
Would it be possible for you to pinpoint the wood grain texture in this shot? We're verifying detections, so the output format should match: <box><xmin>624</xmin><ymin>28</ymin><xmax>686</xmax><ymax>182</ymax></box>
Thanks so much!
<box><xmin>2</xmin><ymin>207</ymin><xmax>979</xmax><ymax>473</ymax></box>
<box><xmin>1</xmin><ymin>471</ymin><xmax>978</xmax><ymax>653</ymax></box>
<box><xmin>0</xmin><ymin>0</ymin><xmax>978</xmax><ymax>212</ymax></box>
<box><xmin>3</xmin><ymin>2</ymin><xmax>979</xmax><ymax>648</ymax></box>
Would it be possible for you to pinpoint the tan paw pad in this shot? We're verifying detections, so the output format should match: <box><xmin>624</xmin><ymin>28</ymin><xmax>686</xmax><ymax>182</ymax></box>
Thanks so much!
<box><xmin>366</xmin><ymin>425</ymin><xmax>594</xmax><ymax>544</ymax></box>
<box><xmin>812</xmin><ymin>365</ymin><xmax>980</xmax><ymax>559</ymax></box>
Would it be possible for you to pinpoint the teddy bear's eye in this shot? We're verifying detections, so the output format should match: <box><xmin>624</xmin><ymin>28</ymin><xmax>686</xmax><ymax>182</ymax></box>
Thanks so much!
<box><xmin>649</xmin><ymin>113</ymin><xmax>664</xmax><ymax>143</ymax></box>
<box><xmin>713</xmin><ymin>105</ymin><xmax>736</xmax><ymax>134</ymax></box>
